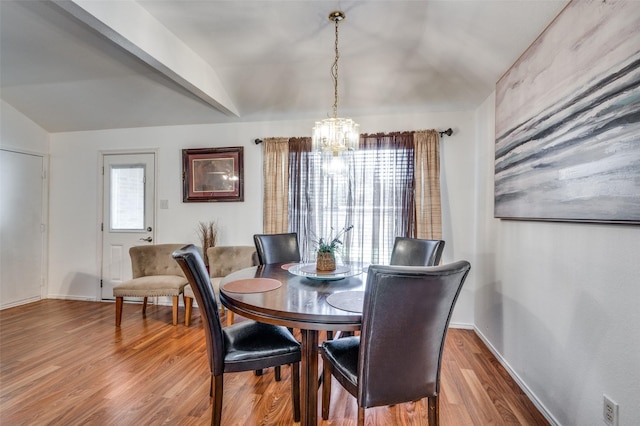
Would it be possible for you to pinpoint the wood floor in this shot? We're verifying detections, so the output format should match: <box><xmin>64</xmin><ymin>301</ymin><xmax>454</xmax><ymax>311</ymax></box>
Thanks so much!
<box><xmin>0</xmin><ymin>300</ymin><xmax>549</xmax><ymax>425</ymax></box>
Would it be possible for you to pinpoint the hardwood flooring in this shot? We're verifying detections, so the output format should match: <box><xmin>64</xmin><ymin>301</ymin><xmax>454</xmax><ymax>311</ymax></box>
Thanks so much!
<box><xmin>0</xmin><ymin>300</ymin><xmax>549</xmax><ymax>425</ymax></box>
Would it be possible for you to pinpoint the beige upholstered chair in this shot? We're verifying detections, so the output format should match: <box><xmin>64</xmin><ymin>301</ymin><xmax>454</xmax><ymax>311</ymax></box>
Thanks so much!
<box><xmin>183</xmin><ymin>245</ymin><xmax>258</xmax><ymax>327</ymax></box>
<box><xmin>113</xmin><ymin>243</ymin><xmax>189</xmax><ymax>326</ymax></box>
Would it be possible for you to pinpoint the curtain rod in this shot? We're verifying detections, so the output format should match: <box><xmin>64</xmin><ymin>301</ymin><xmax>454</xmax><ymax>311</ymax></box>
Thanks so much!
<box><xmin>254</xmin><ymin>128</ymin><xmax>453</xmax><ymax>145</ymax></box>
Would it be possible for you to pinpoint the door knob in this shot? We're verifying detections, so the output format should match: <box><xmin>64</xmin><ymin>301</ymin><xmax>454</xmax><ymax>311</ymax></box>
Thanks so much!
<box><xmin>139</xmin><ymin>237</ymin><xmax>153</xmax><ymax>242</ymax></box>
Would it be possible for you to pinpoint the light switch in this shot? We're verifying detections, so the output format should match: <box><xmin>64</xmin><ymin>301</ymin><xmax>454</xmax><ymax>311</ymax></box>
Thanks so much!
<box><xmin>160</xmin><ymin>199</ymin><xmax>169</xmax><ymax>209</ymax></box>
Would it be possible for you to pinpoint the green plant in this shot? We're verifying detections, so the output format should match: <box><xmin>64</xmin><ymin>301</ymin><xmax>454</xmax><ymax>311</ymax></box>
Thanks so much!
<box><xmin>315</xmin><ymin>225</ymin><xmax>353</xmax><ymax>254</ymax></box>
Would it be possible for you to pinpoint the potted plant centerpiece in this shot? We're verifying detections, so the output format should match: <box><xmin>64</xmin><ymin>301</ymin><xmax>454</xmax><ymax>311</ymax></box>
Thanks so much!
<box><xmin>314</xmin><ymin>225</ymin><xmax>353</xmax><ymax>272</ymax></box>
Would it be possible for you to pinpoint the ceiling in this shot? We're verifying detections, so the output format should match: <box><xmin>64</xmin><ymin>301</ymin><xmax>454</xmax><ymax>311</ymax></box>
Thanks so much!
<box><xmin>0</xmin><ymin>0</ymin><xmax>568</xmax><ymax>133</ymax></box>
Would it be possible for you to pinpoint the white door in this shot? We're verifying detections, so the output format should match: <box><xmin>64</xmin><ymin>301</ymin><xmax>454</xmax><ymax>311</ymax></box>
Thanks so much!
<box><xmin>0</xmin><ymin>149</ymin><xmax>45</xmax><ymax>308</ymax></box>
<box><xmin>101</xmin><ymin>153</ymin><xmax>155</xmax><ymax>300</ymax></box>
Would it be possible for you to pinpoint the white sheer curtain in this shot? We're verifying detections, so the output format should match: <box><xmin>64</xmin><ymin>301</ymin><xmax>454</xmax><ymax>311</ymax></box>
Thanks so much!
<box><xmin>289</xmin><ymin>133</ymin><xmax>415</xmax><ymax>265</ymax></box>
<box><xmin>262</xmin><ymin>130</ymin><xmax>442</xmax><ymax>264</ymax></box>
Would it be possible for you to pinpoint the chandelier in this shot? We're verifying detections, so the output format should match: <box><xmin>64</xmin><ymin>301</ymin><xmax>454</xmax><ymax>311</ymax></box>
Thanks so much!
<box><xmin>312</xmin><ymin>11</ymin><xmax>360</xmax><ymax>154</ymax></box>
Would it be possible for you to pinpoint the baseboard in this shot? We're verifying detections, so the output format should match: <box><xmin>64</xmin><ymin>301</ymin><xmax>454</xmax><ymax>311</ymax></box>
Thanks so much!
<box><xmin>473</xmin><ymin>327</ymin><xmax>560</xmax><ymax>426</ymax></box>
<box><xmin>47</xmin><ymin>294</ymin><xmax>98</xmax><ymax>302</ymax></box>
<box><xmin>106</xmin><ymin>296</ymin><xmax>176</xmax><ymax>307</ymax></box>
<box><xmin>449</xmin><ymin>321</ymin><xmax>474</xmax><ymax>330</ymax></box>
<box><xmin>1</xmin><ymin>296</ymin><xmax>41</xmax><ymax>310</ymax></box>
<box><xmin>46</xmin><ymin>295</ymin><xmax>179</xmax><ymax>308</ymax></box>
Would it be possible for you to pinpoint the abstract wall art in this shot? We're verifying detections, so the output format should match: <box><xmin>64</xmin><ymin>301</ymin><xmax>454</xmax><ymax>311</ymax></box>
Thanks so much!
<box><xmin>495</xmin><ymin>0</ymin><xmax>640</xmax><ymax>223</ymax></box>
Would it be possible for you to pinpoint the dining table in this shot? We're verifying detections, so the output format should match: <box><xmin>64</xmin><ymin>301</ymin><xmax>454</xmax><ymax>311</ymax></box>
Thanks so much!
<box><xmin>219</xmin><ymin>262</ymin><xmax>367</xmax><ymax>426</ymax></box>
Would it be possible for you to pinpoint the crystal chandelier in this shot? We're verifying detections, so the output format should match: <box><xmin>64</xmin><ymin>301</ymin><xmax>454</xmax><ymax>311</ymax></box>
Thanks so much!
<box><xmin>312</xmin><ymin>11</ymin><xmax>360</xmax><ymax>154</ymax></box>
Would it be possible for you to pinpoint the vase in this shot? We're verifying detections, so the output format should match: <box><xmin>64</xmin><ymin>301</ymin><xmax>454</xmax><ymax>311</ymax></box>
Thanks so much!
<box><xmin>316</xmin><ymin>251</ymin><xmax>336</xmax><ymax>272</ymax></box>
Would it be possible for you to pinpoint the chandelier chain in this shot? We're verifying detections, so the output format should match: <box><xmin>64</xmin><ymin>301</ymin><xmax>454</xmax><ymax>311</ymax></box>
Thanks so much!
<box><xmin>332</xmin><ymin>16</ymin><xmax>340</xmax><ymax>119</ymax></box>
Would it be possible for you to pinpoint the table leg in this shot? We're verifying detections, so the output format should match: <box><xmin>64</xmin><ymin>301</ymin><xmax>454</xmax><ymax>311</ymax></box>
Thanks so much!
<box><xmin>300</xmin><ymin>328</ymin><xmax>319</xmax><ymax>426</ymax></box>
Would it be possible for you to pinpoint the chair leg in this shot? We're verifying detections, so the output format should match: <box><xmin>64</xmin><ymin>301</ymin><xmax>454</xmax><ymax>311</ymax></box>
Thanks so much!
<box><xmin>428</xmin><ymin>396</ymin><xmax>439</xmax><ymax>426</ymax></box>
<box><xmin>227</xmin><ymin>311</ymin><xmax>234</xmax><ymax>326</ymax></box>
<box><xmin>172</xmin><ymin>295</ymin><xmax>179</xmax><ymax>326</ymax></box>
<box><xmin>357</xmin><ymin>406</ymin><xmax>365</xmax><ymax>426</ymax></box>
<box><xmin>185</xmin><ymin>296</ymin><xmax>193</xmax><ymax>327</ymax></box>
<box><xmin>326</xmin><ymin>330</ymin><xmax>334</xmax><ymax>340</ymax></box>
<box><xmin>115</xmin><ymin>297</ymin><xmax>123</xmax><ymax>327</ymax></box>
<box><xmin>275</xmin><ymin>366</ymin><xmax>281</xmax><ymax>381</ymax></box>
<box><xmin>321</xmin><ymin>360</ymin><xmax>332</xmax><ymax>420</ymax></box>
<box><xmin>255</xmin><ymin>366</ymin><xmax>281</xmax><ymax>379</ymax></box>
<box><xmin>211</xmin><ymin>375</ymin><xmax>223</xmax><ymax>426</ymax></box>
<box><xmin>291</xmin><ymin>362</ymin><xmax>300</xmax><ymax>423</ymax></box>
<box><xmin>142</xmin><ymin>297</ymin><xmax>148</xmax><ymax>316</ymax></box>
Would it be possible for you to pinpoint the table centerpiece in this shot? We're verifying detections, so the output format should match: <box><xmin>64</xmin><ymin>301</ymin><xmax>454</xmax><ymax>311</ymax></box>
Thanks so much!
<box><xmin>314</xmin><ymin>225</ymin><xmax>353</xmax><ymax>272</ymax></box>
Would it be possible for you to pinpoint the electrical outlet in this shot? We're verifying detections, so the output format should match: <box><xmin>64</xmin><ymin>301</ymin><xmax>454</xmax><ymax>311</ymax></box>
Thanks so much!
<box><xmin>603</xmin><ymin>394</ymin><xmax>618</xmax><ymax>426</ymax></box>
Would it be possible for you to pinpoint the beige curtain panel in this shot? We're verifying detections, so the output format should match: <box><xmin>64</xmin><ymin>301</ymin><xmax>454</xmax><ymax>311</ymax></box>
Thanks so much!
<box><xmin>414</xmin><ymin>130</ymin><xmax>442</xmax><ymax>240</ymax></box>
<box><xmin>262</xmin><ymin>137</ymin><xmax>289</xmax><ymax>234</ymax></box>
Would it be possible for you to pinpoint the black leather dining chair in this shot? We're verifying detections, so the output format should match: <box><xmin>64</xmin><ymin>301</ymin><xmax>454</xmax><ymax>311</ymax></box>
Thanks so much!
<box><xmin>253</xmin><ymin>232</ymin><xmax>305</xmax><ymax>358</ymax></box>
<box><xmin>320</xmin><ymin>261</ymin><xmax>471</xmax><ymax>426</ymax></box>
<box><xmin>172</xmin><ymin>245</ymin><xmax>301</xmax><ymax>425</ymax></box>
<box><xmin>253</xmin><ymin>232</ymin><xmax>343</xmax><ymax>342</ymax></box>
<box><xmin>389</xmin><ymin>237</ymin><xmax>445</xmax><ymax>266</ymax></box>
<box><xmin>253</xmin><ymin>232</ymin><xmax>301</xmax><ymax>265</ymax></box>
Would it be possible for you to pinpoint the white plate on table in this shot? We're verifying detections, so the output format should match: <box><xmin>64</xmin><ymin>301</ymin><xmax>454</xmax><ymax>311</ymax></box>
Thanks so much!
<box><xmin>288</xmin><ymin>263</ymin><xmax>362</xmax><ymax>281</ymax></box>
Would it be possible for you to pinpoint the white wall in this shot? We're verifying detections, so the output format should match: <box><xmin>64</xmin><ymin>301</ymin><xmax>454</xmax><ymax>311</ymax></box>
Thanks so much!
<box><xmin>474</xmin><ymin>93</ymin><xmax>640</xmax><ymax>426</ymax></box>
<box><xmin>1</xmin><ymin>101</ymin><xmax>49</xmax><ymax>153</ymax></box>
<box><xmin>47</xmin><ymin>111</ymin><xmax>477</xmax><ymax>325</ymax></box>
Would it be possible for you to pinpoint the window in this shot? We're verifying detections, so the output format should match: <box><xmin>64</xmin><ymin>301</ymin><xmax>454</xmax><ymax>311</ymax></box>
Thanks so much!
<box><xmin>110</xmin><ymin>165</ymin><xmax>145</xmax><ymax>230</ymax></box>
<box><xmin>289</xmin><ymin>133</ymin><xmax>414</xmax><ymax>265</ymax></box>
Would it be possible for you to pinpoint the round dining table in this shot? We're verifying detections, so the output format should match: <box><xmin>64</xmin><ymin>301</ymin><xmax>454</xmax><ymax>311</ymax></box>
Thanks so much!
<box><xmin>219</xmin><ymin>262</ymin><xmax>366</xmax><ymax>426</ymax></box>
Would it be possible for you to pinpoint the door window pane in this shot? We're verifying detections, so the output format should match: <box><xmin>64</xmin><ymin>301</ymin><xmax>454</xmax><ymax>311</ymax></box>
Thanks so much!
<box><xmin>111</xmin><ymin>165</ymin><xmax>145</xmax><ymax>230</ymax></box>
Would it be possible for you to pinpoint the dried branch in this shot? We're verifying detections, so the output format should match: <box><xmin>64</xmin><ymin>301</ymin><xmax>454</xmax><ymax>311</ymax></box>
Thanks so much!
<box><xmin>197</xmin><ymin>220</ymin><xmax>218</xmax><ymax>265</ymax></box>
